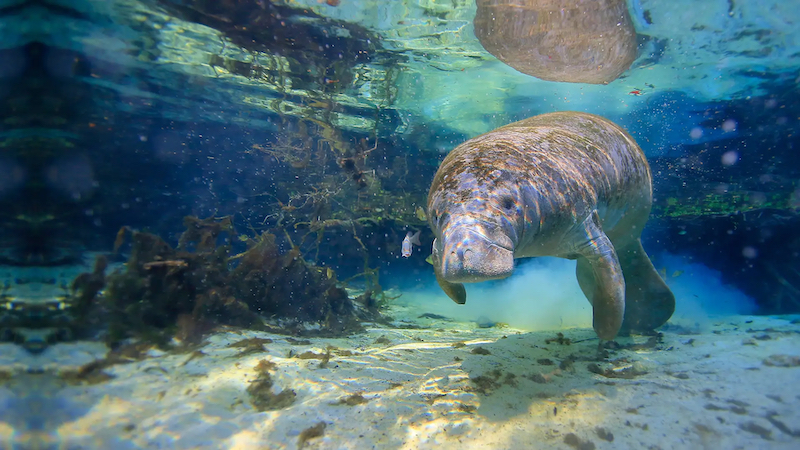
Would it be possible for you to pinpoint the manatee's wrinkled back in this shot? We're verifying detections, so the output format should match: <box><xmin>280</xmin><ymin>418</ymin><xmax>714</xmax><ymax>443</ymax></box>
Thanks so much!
<box><xmin>429</xmin><ymin>112</ymin><xmax>652</xmax><ymax>245</ymax></box>
<box><xmin>473</xmin><ymin>0</ymin><xmax>637</xmax><ymax>84</ymax></box>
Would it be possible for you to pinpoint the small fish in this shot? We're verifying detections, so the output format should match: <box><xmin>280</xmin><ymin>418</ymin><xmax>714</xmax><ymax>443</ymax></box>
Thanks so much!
<box><xmin>671</xmin><ymin>270</ymin><xmax>684</xmax><ymax>278</ymax></box>
<box><xmin>402</xmin><ymin>230</ymin><xmax>421</xmax><ymax>258</ymax></box>
<box><xmin>415</xmin><ymin>206</ymin><xmax>427</xmax><ymax>222</ymax></box>
<box><xmin>629</xmin><ymin>89</ymin><xmax>643</xmax><ymax>96</ymax></box>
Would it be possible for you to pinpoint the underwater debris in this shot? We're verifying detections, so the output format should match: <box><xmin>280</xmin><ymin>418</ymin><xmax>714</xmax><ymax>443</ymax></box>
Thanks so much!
<box><xmin>294</xmin><ymin>351</ymin><xmax>328</xmax><ymax>360</ymax></box>
<box><xmin>527</xmin><ymin>373</ymin><xmax>547</xmax><ymax>384</ymax></box>
<box><xmin>229</xmin><ymin>338</ymin><xmax>274</xmax><ymax>347</ymax></box>
<box><xmin>563</xmin><ymin>432</ymin><xmax>596</xmax><ymax>450</ymax></box>
<box><xmin>545</xmin><ymin>333</ymin><xmax>571</xmax><ymax>345</ymax></box>
<box><xmin>247</xmin><ymin>373</ymin><xmax>296</xmax><ymax>411</ymax></box>
<box><xmin>502</xmin><ymin>372</ymin><xmax>517</xmax><ymax>387</ymax></box>
<box><xmin>765</xmin><ymin>394</ymin><xmax>783</xmax><ymax>403</ymax></box>
<box><xmin>667</xmin><ymin>371</ymin><xmax>690</xmax><ymax>379</ymax></box>
<box><xmin>339</xmin><ymin>156</ymin><xmax>368</xmax><ymax>190</ymax></box>
<box><xmin>297</xmin><ymin>422</ymin><xmax>326</xmax><ymax>448</ymax></box>
<box><xmin>293</xmin><ymin>346</ymin><xmax>334</xmax><ymax>368</ymax></box>
<box><xmin>727</xmin><ymin>399</ymin><xmax>749</xmax><ymax>413</ymax></box>
<box><xmin>469</xmin><ymin>375</ymin><xmax>500</xmax><ymax>394</ymax></box>
<box><xmin>739</xmin><ymin>421</ymin><xmax>772</xmax><ymax>440</ymax></box>
<box><xmin>763</xmin><ymin>354</ymin><xmax>800</xmax><ymax>367</ymax></box>
<box><xmin>704</xmin><ymin>403</ymin><xmax>747</xmax><ymax>415</ymax></box>
<box><xmin>694</xmin><ymin>423</ymin><xmax>716</xmax><ymax>436</ymax></box>
<box><xmin>623</xmin><ymin>420</ymin><xmax>649</xmax><ymax>431</ymax></box>
<box><xmin>457</xmin><ymin>403</ymin><xmax>477</xmax><ymax>414</ymax></box>
<box><xmin>231</xmin><ymin>231</ymin><xmax>364</xmax><ymax>335</ymax></box>
<box><xmin>587</xmin><ymin>361</ymin><xmax>648</xmax><ymax>379</ymax></box>
<box><xmin>333</xmin><ymin>393</ymin><xmax>370</xmax><ymax>406</ymax></box>
<box><xmin>102</xmin><ymin>219</ymin><xmax>258</xmax><ymax>346</ymax></box>
<box><xmin>228</xmin><ymin>338</ymin><xmax>272</xmax><ymax>357</ymax></box>
<box><xmin>559</xmin><ymin>357</ymin><xmax>576</xmax><ymax>371</ymax></box>
<box><xmin>526</xmin><ymin>366</ymin><xmax>562</xmax><ymax>384</ymax></box>
<box><xmin>247</xmin><ymin>360</ymin><xmax>296</xmax><ymax>412</ymax></box>
<box><xmin>417</xmin><ymin>313</ymin><xmax>449</xmax><ymax>320</ymax></box>
<box><xmin>59</xmin><ymin>342</ymin><xmax>152</xmax><ymax>385</ymax></box>
<box><xmin>180</xmin><ymin>350</ymin><xmax>206</xmax><ymax>366</ymax></box>
<box><xmin>765</xmin><ymin>413</ymin><xmax>800</xmax><ymax>437</ymax></box>
<box><xmin>373</xmin><ymin>335</ymin><xmax>391</xmax><ymax>345</ymax></box>
<box><xmin>469</xmin><ymin>369</ymin><xmax>504</xmax><ymax>395</ymax></box>
<box><xmin>255</xmin><ymin>359</ymin><xmax>278</xmax><ymax>372</ymax></box>
<box><xmin>174</xmin><ymin>313</ymin><xmax>216</xmax><ymax>346</ymax></box>
<box><xmin>470</xmin><ymin>346</ymin><xmax>491</xmax><ymax>355</ymax></box>
<box><xmin>595</xmin><ymin>427</ymin><xmax>614</xmax><ymax>442</ymax></box>
<box><xmin>95</xmin><ymin>216</ymin><xmax>372</xmax><ymax>346</ymax></box>
<box><xmin>70</xmin><ymin>254</ymin><xmax>107</xmax><ymax>323</ymax></box>
<box><xmin>59</xmin><ymin>359</ymin><xmax>116</xmax><ymax>385</ymax></box>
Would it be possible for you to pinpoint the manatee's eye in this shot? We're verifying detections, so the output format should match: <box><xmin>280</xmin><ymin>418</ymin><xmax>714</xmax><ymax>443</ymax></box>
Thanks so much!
<box><xmin>501</xmin><ymin>197</ymin><xmax>515</xmax><ymax>210</ymax></box>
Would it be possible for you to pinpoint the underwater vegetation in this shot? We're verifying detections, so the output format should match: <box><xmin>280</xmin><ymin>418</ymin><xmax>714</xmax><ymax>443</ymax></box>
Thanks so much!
<box><xmin>70</xmin><ymin>215</ymin><xmax>384</xmax><ymax>347</ymax></box>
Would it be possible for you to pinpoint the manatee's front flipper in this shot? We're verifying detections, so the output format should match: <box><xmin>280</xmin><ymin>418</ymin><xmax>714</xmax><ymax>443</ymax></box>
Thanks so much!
<box><xmin>432</xmin><ymin>239</ymin><xmax>467</xmax><ymax>304</ymax></box>
<box><xmin>572</xmin><ymin>211</ymin><xmax>625</xmax><ymax>340</ymax></box>
<box><xmin>615</xmin><ymin>239</ymin><xmax>675</xmax><ymax>333</ymax></box>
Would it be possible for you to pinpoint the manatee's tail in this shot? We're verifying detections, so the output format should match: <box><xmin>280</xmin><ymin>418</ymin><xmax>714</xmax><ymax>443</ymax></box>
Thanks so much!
<box><xmin>615</xmin><ymin>239</ymin><xmax>675</xmax><ymax>334</ymax></box>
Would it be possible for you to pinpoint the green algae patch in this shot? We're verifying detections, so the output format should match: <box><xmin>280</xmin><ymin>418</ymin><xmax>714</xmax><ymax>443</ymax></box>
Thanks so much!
<box><xmin>87</xmin><ymin>216</ymin><xmax>373</xmax><ymax>347</ymax></box>
<box><xmin>247</xmin><ymin>359</ymin><xmax>296</xmax><ymax>412</ymax></box>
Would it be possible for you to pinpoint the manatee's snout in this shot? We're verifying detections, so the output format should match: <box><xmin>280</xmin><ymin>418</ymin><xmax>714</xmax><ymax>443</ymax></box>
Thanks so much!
<box><xmin>439</xmin><ymin>226</ymin><xmax>514</xmax><ymax>283</ymax></box>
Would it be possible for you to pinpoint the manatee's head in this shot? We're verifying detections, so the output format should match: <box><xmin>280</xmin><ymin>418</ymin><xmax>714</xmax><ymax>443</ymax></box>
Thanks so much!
<box><xmin>428</xmin><ymin>163</ymin><xmax>525</xmax><ymax>285</ymax></box>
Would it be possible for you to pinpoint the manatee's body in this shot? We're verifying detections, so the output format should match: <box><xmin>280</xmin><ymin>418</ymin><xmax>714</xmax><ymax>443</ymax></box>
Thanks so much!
<box><xmin>427</xmin><ymin>111</ymin><xmax>675</xmax><ymax>339</ymax></box>
<box><xmin>473</xmin><ymin>0</ymin><xmax>637</xmax><ymax>84</ymax></box>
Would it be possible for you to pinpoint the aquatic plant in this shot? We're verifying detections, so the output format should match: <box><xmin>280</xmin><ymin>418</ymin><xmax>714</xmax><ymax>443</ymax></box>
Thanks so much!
<box><xmin>77</xmin><ymin>215</ymin><xmax>380</xmax><ymax>347</ymax></box>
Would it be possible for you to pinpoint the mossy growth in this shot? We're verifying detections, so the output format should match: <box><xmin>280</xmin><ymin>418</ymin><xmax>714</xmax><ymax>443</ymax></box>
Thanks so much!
<box><xmin>70</xmin><ymin>254</ymin><xmax>108</xmax><ymax>327</ymax></box>
<box><xmin>88</xmin><ymin>215</ymin><xmax>374</xmax><ymax>347</ymax></box>
<box><xmin>230</xmin><ymin>231</ymin><xmax>363</xmax><ymax>335</ymax></box>
<box><xmin>297</xmin><ymin>422</ymin><xmax>326</xmax><ymax>448</ymax></box>
<box><xmin>333</xmin><ymin>393</ymin><xmax>369</xmax><ymax>406</ymax></box>
<box><xmin>652</xmin><ymin>190</ymin><xmax>795</xmax><ymax>218</ymax></box>
<box><xmin>247</xmin><ymin>358</ymin><xmax>296</xmax><ymax>411</ymax></box>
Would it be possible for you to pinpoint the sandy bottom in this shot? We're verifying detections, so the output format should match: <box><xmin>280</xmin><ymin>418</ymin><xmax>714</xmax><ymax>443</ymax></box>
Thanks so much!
<box><xmin>2</xmin><ymin>306</ymin><xmax>799</xmax><ymax>450</ymax></box>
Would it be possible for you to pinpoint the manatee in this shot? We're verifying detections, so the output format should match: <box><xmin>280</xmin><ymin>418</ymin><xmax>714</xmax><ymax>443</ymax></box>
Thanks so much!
<box><xmin>427</xmin><ymin>111</ymin><xmax>674</xmax><ymax>339</ymax></box>
<box><xmin>473</xmin><ymin>0</ymin><xmax>637</xmax><ymax>84</ymax></box>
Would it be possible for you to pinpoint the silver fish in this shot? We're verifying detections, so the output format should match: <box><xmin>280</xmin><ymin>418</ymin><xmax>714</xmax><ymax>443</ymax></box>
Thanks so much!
<box><xmin>402</xmin><ymin>230</ymin><xmax>421</xmax><ymax>258</ymax></box>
